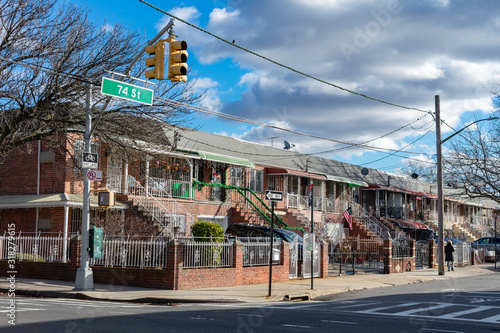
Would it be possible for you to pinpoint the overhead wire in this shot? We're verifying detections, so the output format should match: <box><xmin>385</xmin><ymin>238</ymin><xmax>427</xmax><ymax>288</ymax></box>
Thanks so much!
<box><xmin>155</xmin><ymin>95</ymin><xmax>424</xmax><ymax>155</ymax></box>
<box><xmin>138</xmin><ymin>0</ymin><xmax>432</xmax><ymax>115</ymax></box>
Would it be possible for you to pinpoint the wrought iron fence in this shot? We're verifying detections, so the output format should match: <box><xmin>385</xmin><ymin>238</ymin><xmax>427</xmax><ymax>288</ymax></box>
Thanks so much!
<box><xmin>183</xmin><ymin>239</ymin><xmax>233</xmax><ymax>268</ymax></box>
<box><xmin>90</xmin><ymin>237</ymin><xmax>168</xmax><ymax>268</ymax></box>
<box><xmin>329</xmin><ymin>238</ymin><xmax>385</xmax><ymax>274</ymax></box>
<box><xmin>0</xmin><ymin>233</ymin><xmax>70</xmax><ymax>262</ymax></box>
<box><xmin>392</xmin><ymin>238</ymin><xmax>411</xmax><ymax>258</ymax></box>
<box><xmin>237</xmin><ymin>237</ymin><xmax>281</xmax><ymax>267</ymax></box>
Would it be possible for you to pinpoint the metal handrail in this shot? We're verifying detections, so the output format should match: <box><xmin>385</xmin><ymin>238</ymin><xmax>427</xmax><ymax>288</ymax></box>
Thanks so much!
<box><xmin>193</xmin><ymin>180</ymin><xmax>305</xmax><ymax>233</ymax></box>
<box><xmin>353</xmin><ymin>203</ymin><xmax>392</xmax><ymax>240</ymax></box>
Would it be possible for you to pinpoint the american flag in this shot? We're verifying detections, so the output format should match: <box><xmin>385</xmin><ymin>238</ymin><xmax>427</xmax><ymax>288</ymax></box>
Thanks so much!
<box><xmin>343</xmin><ymin>207</ymin><xmax>353</xmax><ymax>230</ymax></box>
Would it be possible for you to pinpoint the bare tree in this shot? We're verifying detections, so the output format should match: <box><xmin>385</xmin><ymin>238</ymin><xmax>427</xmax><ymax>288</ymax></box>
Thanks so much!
<box><xmin>0</xmin><ymin>0</ymin><xmax>202</xmax><ymax>162</ymax></box>
<box><xmin>444</xmin><ymin>116</ymin><xmax>500</xmax><ymax>203</ymax></box>
<box><xmin>398</xmin><ymin>159</ymin><xmax>437</xmax><ymax>183</ymax></box>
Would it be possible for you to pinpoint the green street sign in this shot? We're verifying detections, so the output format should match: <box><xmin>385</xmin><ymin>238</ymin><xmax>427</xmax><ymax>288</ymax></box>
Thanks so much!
<box><xmin>101</xmin><ymin>77</ymin><xmax>154</xmax><ymax>105</ymax></box>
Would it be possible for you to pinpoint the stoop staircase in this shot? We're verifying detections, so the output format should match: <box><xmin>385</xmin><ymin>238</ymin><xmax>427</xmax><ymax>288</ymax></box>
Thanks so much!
<box><xmin>110</xmin><ymin>176</ymin><xmax>196</xmax><ymax>237</ymax></box>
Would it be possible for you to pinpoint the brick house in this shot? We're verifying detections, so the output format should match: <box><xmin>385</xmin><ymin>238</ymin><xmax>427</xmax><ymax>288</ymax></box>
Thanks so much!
<box><xmin>1</xmin><ymin>126</ymin><xmax>498</xmax><ymax>243</ymax></box>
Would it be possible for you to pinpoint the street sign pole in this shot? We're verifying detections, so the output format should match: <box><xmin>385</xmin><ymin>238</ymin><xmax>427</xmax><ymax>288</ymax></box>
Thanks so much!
<box><xmin>75</xmin><ymin>84</ymin><xmax>94</xmax><ymax>291</ymax></box>
<box><xmin>268</xmin><ymin>200</ymin><xmax>275</xmax><ymax>297</ymax></box>
<box><xmin>265</xmin><ymin>190</ymin><xmax>282</xmax><ymax>297</ymax></box>
<box><xmin>309</xmin><ymin>181</ymin><xmax>314</xmax><ymax>290</ymax></box>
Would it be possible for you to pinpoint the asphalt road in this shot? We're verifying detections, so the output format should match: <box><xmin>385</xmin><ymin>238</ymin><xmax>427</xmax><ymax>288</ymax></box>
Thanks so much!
<box><xmin>1</xmin><ymin>273</ymin><xmax>499</xmax><ymax>333</ymax></box>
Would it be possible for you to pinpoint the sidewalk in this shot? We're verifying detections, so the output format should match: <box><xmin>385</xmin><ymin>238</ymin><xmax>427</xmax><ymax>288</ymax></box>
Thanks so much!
<box><xmin>1</xmin><ymin>264</ymin><xmax>497</xmax><ymax>304</ymax></box>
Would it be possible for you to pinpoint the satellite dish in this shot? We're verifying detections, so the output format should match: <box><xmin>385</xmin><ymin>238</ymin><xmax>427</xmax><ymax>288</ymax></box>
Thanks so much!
<box><xmin>283</xmin><ymin>140</ymin><xmax>295</xmax><ymax>150</ymax></box>
<box><xmin>361</xmin><ymin>168</ymin><xmax>369</xmax><ymax>176</ymax></box>
<box><xmin>411</xmin><ymin>173</ymin><xmax>419</xmax><ymax>179</ymax></box>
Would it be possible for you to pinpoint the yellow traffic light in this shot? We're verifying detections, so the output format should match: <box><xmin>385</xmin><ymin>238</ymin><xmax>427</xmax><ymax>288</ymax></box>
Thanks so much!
<box><xmin>167</xmin><ymin>37</ymin><xmax>188</xmax><ymax>82</ymax></box>
<box><xmin>145</xmin><ymin>41</ymin><xmax>165</xmax><ymax>80</ymax></box>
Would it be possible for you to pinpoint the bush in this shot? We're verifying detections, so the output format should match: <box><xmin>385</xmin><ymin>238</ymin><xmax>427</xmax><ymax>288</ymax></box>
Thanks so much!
<box><xmin>191</xmin><ymin>220</ymin><xmax>225</xmax><ymax>266</ymax></box>
<box><xmin>191</xmin><ymin>220</ymin><xmax>224</xmax><ymax>242</ymax></box>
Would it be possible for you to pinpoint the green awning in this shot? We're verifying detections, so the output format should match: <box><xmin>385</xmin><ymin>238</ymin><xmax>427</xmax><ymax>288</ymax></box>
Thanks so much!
<box><xmin>0</xmin><ymin>193</ymin><xmax>128</xmax><ymax>209</ymax></box>
<box><xmin>322</xmin><ymin>175</ymin><xmax>368</xmax><ymax>187</ymax></box>
<box><xmin>197</xmin><ymin>152</ymin><xmax>255</xmax><ymax>168</ymax></box>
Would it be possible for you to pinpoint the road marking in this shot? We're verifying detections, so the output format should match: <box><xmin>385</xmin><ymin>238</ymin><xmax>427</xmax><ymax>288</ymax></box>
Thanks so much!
<box><xmin>321</xmin><ymin>319</ymin><xmax>357</xmax><ymax>325</ymax></box>
<box><xmin>481</xmin><ymin>313</ymin><xmax>500</xmax><ymax>323</ymax></box>
<box><xmin>395</xmin><ymin>303</ymin><xmax>453</xmax><ymax>315</ymax></box>
<box><xmin>357</xmin><ymin>302</ymin><xmax>421</xmax><ymax>313</ymax></box>
<box><xmin>333</xmin><ymin>302</ymin><xmax>379</xmax><ymax>309</ymax></box>
<box><xmin>421</xmin><ymin>329</ymin><xmax>463</xmax><ymax>333</ymax></box>
<box><xmin>238</xmin><ymin>313</ymin><xmax>265</xmax><ymax>317</ymax></box>
<box><xmin>0</xmin><ymin>308</ymin><xmax>46</xmax><ymax>312</ymax></box>
<box><xmin>438</xmin><ymin>306</ymin><xmax>493</xmax><ymax>318</ymax></box>
<box><xmin>283</xmin><ymin>324</ymin><xmax>312</xmax><ymax>329</ymax></box>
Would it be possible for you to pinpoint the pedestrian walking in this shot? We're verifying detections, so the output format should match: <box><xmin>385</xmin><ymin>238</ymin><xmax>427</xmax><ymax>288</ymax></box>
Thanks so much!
<box><xmin>445</xmin><ymin>240</ymin><xmax>454</xmax><ymax>271</ymax></box>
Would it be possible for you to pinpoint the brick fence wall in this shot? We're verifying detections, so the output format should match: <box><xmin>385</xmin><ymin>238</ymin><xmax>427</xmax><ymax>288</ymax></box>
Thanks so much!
<box><xmin>0</xmin><ymin>239</ymin><xmax>330</xmax><ymax>290</ymax></box>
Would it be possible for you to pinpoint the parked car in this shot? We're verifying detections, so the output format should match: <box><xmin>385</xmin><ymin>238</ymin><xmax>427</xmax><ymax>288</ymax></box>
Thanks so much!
<box><xmin>434</xmin><ymin>237</ymin><xmax>463</xmax><ymax>245</ymax></box>
<box><xmin>471</xmin><ymin>236</ymin><xmax>500</xmax><ymax>261</ymax></box>
<box><xmin>253</xmin><ymin>225</ymin><xmax>303</xmax><ymax>244</ymax></box>
<box><xmin>225</xmin><ymin>223</ymin><xmax>303</xmax><ymax>244</ymax></box>
<box><xmin>225</xmin><ymin>224</ymin><xmax>270</xmax><ymax>239</ymax></box>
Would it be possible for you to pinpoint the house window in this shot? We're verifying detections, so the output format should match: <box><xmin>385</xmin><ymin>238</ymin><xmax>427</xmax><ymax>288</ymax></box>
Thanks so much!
<box><xmin>249</xmin><ymin>169</ymin><xmax>263</xmax><ymax>193</ymax></box>
<box><xmin>287</xmin><ymin>176</ymin><xmax>299</xmax><ymax>194</ymax></box>
<box><xmin>268</xmin><ymin>175</ymin><xmax>276</xmax><ymax>190</ymax></box>
<box><xmin>230</xmin><ymin>167</ymin><xmax>244</xmax><ymax>187</ymax></box>
<box><xmin>73</xmin><ymin>140</ymin><xmax>100</xmax><ymax>170</ymax></box>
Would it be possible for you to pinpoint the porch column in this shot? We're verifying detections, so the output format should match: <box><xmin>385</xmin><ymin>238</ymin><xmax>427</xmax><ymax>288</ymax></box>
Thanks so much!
<box><xmin>298</xmin><ymin>176</ymin><xmax>301</xmax><ymax>208</ymax></box>
<box><xmin>284</xmin><ymin>175</ymin><xmax>289</xmax><ymax>209</ymax></box>
<box><xmin>145</xmin><ymin>157</ymin><xmax>150</xmax><ymax>194</ymax></box>
<box><xmin>123</xmin><ymin>155</ymin><xmax>129</xmax><ymax>195</ymax></box>
<box><xmin>321</xmin><ymin>181</ymin><xmax>326</xmax><ymax>212</ymax></box>
<box><xmin>403</xmin><ymin>193</ymin><xmax>408</xmax><ymax>220</ymax></box>
<box><xmin>375</xmin><ymin>190</ymin><xmax>380</xmax><ymax>217</ymax></box>
<box><xmin>384</xmin><ymin>190</ymin><xmax>388</xmax><ymax>217</ymax></box>
<box><xmin>63</xmin><ymin>205</ymin><xmax>69</xmax><ymax>262</ymax></box>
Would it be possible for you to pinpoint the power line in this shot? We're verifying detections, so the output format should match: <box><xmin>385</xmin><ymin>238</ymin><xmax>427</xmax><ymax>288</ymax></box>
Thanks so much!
<box><xmin>154</xmin><ymin>95</ymin><xmax>424</xmax><ymax>155</ymax></box>
<box><xmin>310</xmin><ymin>116</ymin><xmax>433</xmax><ymax>156</ymax></box>
<box><xmin>138</xmin><ymin>0</ymin><xmax>432</xmax><ymax>115</ymax></box>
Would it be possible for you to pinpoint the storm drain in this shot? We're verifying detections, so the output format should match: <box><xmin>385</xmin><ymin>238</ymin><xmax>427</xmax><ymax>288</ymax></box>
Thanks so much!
<box><xmin>284</xmin><ymin>294</ymin><xmax>310</xmax><ymax>301</ymax></box>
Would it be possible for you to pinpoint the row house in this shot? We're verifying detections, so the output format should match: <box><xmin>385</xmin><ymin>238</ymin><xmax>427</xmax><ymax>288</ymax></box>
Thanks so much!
<box><xmin>1</xmin><ymin>125</ymin><xmax>498</xmax><ymax>244</ymax></box>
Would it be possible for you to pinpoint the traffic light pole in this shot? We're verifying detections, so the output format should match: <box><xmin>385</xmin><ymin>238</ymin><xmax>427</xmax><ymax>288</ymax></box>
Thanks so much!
<box><xmin>75</xmin><ymin>84</ymin><xmax>94</xmax><ymax>290</ymax></box>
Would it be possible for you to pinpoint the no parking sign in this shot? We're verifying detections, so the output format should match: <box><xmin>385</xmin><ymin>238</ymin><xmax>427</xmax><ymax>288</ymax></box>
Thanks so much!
<box><xmin>85</xmin><ymin>170</ymin><xmax>102</xmax><ymax>181</ymax></box>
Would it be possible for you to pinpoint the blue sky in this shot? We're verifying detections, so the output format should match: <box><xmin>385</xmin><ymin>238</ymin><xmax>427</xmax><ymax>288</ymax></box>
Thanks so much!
<box><xmin>79</xmin><ymin>0</ymin><xmax>500</xmax><ymax>175</ymax></box>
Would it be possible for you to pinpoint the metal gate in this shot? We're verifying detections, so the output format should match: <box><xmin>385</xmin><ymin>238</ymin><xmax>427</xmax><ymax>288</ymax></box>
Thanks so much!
<box><xmin>392</xmin><ymin>238</ymin><xmax>411</xmax><ymax>272</ymax></box>
<box><xmin>415</xmin><ymin>240</ymin><xmax>430</xmax><ymax>269</ymax></box>
<box><xmin>302</xmin><ymin>233</ymin><xmax>320</xmax><ymax>278</ymax></box>
<box><xmin>329</xmin><ymin>238</ymin><xmax>385</xmax><ymax>274</ymax></box>
<box><xmin>289</xmin><ymin>238</ymin><xmax>299</xmax><ymax>278</ymax></box>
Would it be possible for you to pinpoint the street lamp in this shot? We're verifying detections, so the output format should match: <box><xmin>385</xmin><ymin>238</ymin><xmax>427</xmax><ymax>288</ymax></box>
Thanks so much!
<box><xmin>435</xmin><ymin>95</ymin><xmax>498</xmax><ymax>275</ymax></box>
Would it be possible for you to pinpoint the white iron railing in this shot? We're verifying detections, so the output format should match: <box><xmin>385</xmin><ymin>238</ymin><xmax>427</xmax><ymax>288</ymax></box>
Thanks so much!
<box><xmin>90</xmin><ymin>236</ymin><xmax>168</xmax><ymax>268</ymax></box>
<box><xmin>183</xmin><ymin>239</ymin><xmax>233</xmax><ymax>268</ymax></box>
<box><xmin>236</xmin><ymin>237</ymin><xmax>281</xmax><ymax>267</ymax></box>
<box><xmin>353</xmin><ymin>204</ymin><xmax>392</xmax><ymax>240</ymax></box>
<box><xmin>0</xmin><ymin>233</ymin><xmax>71</xmax><ymax>262</ymax></box>
<box><xmin>108</xmin><ymin>175</ymin><xmax>195</xmax><ymax>237</ymax></box>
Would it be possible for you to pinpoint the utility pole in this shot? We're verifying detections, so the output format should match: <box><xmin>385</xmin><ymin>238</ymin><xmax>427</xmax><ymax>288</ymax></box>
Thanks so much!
<box><xmin>75</xmin><ymin>85</ymin><xmax>94</xmax><ymax>290</ymax></box>
<box><xmin>435</xmin><ymin>95</ymin><xmax>445</xmax><ymax>276</ymax></box>
<box><xmin>310</xmin><ymin>180</ymin><xmax>314</xmax><ymax>289</ymax></box>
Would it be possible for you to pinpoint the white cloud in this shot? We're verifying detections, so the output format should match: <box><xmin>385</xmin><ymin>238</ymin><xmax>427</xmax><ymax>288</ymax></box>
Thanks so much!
<box><xmin>169</xmin><ymin>0</ymin><xmax>500</xmax><ymax>170</ymax></box>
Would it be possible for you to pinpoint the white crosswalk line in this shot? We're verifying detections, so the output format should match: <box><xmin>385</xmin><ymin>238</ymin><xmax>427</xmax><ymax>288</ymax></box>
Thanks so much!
<box><xmin>357</xmin><ymin>302</ymin><xmax>421</xmax><ymax>313</ymax></box>
<box><xmin>481</xmin><ymin>313</ymin><xmax>500</xmax><ymax>323</ymax></box>
<box><xmin>438</xmin><ymin>306</ymin><xmax>493</xmax><ymax>319</ymax></box>
<box><xmin>395</xmin><ymin>303</ymin><xmax>453</xmax><ymax>315</ymax></box>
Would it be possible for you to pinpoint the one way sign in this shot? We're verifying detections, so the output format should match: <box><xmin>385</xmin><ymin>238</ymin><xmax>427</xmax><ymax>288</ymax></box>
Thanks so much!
<box><xmin>265</xmin><ymin>190</ymin><xmax>283</xmax><ymax>202</ymax></box>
